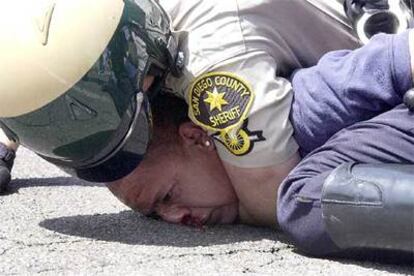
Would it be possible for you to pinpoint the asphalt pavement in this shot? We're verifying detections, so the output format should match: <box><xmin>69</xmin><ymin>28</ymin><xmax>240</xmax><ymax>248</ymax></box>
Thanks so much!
<box><xmin>0</xmin><ymin>147</ymin><xmax>412</xmax><ymax>275</ymax></box>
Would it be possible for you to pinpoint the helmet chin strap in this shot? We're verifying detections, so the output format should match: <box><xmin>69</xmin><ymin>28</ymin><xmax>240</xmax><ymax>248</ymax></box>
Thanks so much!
<box><xmin>166</xmin><ymin>32</ymin><xmax>185</xmax><ymax>77</ymax></box>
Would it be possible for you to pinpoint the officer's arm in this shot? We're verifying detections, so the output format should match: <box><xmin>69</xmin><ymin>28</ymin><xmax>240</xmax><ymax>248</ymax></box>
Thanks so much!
<box><xmin>222</xmin><ymin>152</ymin><xmax>300</xmax><ymax>226</ymax></box>
<box><xmin>187</xmin><ymin>53</ymin><xmax>300</xmax><ymax>226</ymax></box>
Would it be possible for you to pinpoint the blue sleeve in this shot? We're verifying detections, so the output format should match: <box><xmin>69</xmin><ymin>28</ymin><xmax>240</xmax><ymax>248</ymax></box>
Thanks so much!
<box><xmin>290</xmin><ymin>31</ymin><xmax>413</xmax><ymax>156</ymax></box>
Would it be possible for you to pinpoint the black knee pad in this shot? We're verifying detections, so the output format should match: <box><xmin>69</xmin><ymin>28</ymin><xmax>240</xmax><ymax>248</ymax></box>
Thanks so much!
<box><xmin>322</xmin><ymin>162</ymin><xmax>414</xmax><ymax>253</ymax></box>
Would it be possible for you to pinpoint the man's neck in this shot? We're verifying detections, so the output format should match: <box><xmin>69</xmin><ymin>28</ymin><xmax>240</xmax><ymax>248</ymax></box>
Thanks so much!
<box><xmin>223</xmin><ymin>152</ymin><xmax>301</xmax><ymax>228</ymax></box>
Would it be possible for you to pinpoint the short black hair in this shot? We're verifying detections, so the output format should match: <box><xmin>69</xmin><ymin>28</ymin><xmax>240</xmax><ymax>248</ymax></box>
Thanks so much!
<box><xmin>145</xmin><ymin>93</ymin><xmax>189</xmax><ymax>161</ymax></box>
<box><xmin>150</xmin><ymin>92</ymin><xmax>189</xmax><ymax>130</ymax></box>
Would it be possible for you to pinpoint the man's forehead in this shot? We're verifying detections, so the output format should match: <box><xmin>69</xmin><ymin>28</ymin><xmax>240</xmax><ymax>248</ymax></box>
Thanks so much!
<box><xmin>126</xmin><ymin>170</ymin><xmax>161</xmax><ymax>215</ymax></box>
<box><xmin>108</xmin><ymin>168</ymin><xmax>158</xmax><ymax>214</ymax></box>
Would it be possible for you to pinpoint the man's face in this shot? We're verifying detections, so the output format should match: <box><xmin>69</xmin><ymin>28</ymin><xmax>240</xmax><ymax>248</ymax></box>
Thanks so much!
<box><xmin>107</xmin><ymin>124</ymin><xmax>239</xmax><ymax>226</ymax></box>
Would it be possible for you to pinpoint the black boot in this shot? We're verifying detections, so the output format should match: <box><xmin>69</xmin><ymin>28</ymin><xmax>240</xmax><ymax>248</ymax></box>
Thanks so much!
<box><xmin>0</xmin><ymin>143</ymin><xmax>15</xmax><ymax>194</ymax></box>
<box><xmin>322</xmin><ymin>162</ymin><xmax>414</xmax><ymax>253</ymax></box>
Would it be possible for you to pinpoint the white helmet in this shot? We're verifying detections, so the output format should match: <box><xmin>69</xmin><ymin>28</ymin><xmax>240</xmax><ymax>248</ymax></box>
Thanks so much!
<box><xmin>0</xmin><ymin>0</ymin><xmax>183</xmax><ymax>182</ymax></box>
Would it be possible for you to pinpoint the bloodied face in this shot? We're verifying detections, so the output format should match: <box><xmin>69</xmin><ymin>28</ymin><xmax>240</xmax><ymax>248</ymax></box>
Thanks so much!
<box><xmin>107</xmin><ymin>121</ymin><xmax>239</xmax><ymax>227</ymax></box>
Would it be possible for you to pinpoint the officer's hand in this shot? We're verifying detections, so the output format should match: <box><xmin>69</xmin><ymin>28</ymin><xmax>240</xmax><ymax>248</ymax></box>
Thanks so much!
<box><xmin>0</xmin><ymin>143</ymin><xmax>15</xmax><ymax>194</ymax></box>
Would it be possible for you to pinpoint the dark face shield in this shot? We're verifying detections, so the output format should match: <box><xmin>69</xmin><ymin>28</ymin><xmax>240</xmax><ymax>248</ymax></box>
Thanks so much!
<box><xmin>64</xmin><ymin>93</ymin><xmax>152</xmax><ymax>182</ymax></box>
<box><xmin>1</xmin><ymin>83</ymin><xmax>152</xmax><ymax>183</ymax></box>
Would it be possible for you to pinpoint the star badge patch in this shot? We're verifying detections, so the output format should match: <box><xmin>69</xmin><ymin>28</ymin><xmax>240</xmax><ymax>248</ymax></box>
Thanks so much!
<box><xmin>188</xmin><ymin>72</ymin><xmax>255</xmax><ymax>132</ymax></box>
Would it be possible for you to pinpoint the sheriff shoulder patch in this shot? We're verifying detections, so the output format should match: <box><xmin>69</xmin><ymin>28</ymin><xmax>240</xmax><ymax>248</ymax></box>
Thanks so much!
<box><xmin>188</xmin><ymin>72</ymin><xmax>255</xmax><ymax>132</ymax></box>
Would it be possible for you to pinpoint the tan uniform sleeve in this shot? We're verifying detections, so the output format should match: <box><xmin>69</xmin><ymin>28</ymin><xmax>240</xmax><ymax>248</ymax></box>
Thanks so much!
<box><xmin>186</xmin><ymin>51</ymin><xmax>298</xmax><ymax>168</ymax></box>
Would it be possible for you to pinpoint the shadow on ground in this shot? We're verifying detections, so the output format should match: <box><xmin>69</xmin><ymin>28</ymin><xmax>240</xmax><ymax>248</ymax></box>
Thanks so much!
<box><xmin>40</xmin><ymin>211</ymin><xmax>413</xmax><ymax>273</ymax></box>
<box><xmin>39</xmin><ymin>210</ymin><xmax>287</xmax><ymax>247</ymax></box>
<box><xmin>15</xmin><ymin>177</ymin><xmax>413</xmax><ymax>272</ymax></box>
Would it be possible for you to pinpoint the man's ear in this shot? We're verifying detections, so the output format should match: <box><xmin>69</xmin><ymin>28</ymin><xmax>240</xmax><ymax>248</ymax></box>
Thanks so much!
<box><xmin>178</xmin><ymin>121</ymin><xmax>215</xmax><ymax>151</ymax></box>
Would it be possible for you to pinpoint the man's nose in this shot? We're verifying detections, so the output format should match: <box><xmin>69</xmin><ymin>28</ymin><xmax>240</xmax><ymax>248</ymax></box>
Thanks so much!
<box><xmin>155</xmin><ymin>204</ymin><xmax>191</xmax><ymax>224</ymax></box>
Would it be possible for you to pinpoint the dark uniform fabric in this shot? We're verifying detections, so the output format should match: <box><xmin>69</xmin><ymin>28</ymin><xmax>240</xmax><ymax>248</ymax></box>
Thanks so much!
<box><xmin>0</xmin><ymin>143</ymin><xmax>15</xmax><ymax>193</ymax></box>
<box><xmin>278</xmin><ymin>31</ymin><xmax>414</xmax><ymax>255</ymax></box>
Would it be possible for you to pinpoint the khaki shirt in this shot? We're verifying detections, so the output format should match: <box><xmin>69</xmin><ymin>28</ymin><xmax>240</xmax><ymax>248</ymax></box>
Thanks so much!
<box><xmin>159</xmin><ymin>0</ymin><xmax>359</xmax><ymax>167</ymax></box>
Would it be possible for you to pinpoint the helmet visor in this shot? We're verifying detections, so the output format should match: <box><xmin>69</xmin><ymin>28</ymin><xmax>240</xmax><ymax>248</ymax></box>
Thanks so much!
<box><xmin>1</xmin><ymin>88</ymin><xmax>151</xmax><ymax>182</ymax></box>
<box><xmin>59</xmin><ymin>93</ymin><xmax>151</xmax><ymax>182</ymax></box>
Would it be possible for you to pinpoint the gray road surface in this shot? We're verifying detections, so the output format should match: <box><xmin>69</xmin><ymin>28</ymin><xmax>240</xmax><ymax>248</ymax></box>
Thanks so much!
<box><xmin>0</xmin><ymin>148</ymin><xmax>412</xmax><ymax>275</ymax></box>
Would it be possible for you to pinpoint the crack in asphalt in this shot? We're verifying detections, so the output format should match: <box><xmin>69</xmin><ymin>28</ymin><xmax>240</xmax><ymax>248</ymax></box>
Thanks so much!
<box><xmin>0</xmin><ymin>236</ymin><xmax>291</xmax><ymax>259</ymax></box>
<box><xmin>17</xmin><ymin>239</ymin><xmax>86</xmax><ymax>247</ymax></box>
<box><xmin>241</xmin><ymin>259</ymin><xmax>281</xmax><ymax>273</ymax></box>
<box><xmin>0</xmin><ymin>248</ymin><xmax>10</xmax><ymax>256</ymax></box>
<box><xmin>169</xmin><ymin>245</ymin><xmax>291</xmax><ymax>259</ymax></box>
<box><xmin>0</xmin><ymin>236</ymin><xmax>293</xmax><ymax>274</ymax></box>
<box><xmin>33</xmin><ymin>268</ymin><xmax>57</xmax><ymax>274</ymax></box>
<box><xmin>31</xmin><ymin>247</ymin><xmax>292</xmax><ymax>275</ymax></box>
<box><xmin>115</xmin><ymin>245</ymin><xmax>293</xmax><ymax>267</ymax></box>
<box><xmin>0</xmin><ymin>236</ymin><xmax>86</xmax><ymax>250</ymax></box>
<box><xmin>257</xmin><ymin>258</ymin><xmax>279</xmax><ymax>270</ymax></box>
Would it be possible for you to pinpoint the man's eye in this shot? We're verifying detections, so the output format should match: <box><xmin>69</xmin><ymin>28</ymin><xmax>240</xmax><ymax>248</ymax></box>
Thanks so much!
<box><xmin>163</xmin><ymin>191</ymin><xmax>172</xmax><ymax>203</ymax></box>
